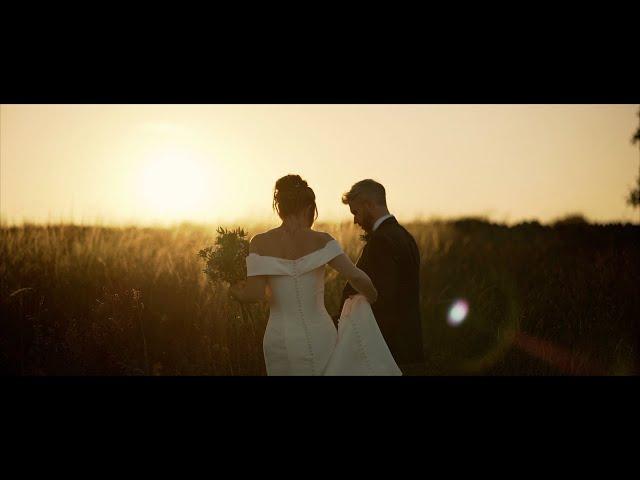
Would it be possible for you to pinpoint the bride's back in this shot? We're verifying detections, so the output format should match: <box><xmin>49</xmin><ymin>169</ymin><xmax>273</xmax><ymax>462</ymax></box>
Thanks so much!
<box><xmin>252</xmin><ymin>227</ymin><xmax>333</xmax><ymax>260</ymax></box>
<box><xmin>246</xmin><ymin>227</ymin><xmax>342</xmax><ymax>376</ymax></box>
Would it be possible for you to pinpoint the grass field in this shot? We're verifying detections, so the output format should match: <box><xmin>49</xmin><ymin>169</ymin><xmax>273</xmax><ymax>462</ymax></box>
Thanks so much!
<box><xmin>1</xmin><ymin>219</ymin><xmax>638</xmax><ymax>375</ymax></box>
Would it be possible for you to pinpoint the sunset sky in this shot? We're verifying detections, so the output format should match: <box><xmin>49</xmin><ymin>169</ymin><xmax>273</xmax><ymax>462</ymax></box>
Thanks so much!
<box><xmin>1</xmin><ymin>104</ymin><xmax>638</xmax><ymax>226</ymax></box>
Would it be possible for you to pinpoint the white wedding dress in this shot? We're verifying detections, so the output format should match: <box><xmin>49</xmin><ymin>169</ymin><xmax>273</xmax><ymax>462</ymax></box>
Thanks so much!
<box><xmin>246</xmin><ymin>239</ymin><xmax>402</xmax><ymax>376</ymax></box>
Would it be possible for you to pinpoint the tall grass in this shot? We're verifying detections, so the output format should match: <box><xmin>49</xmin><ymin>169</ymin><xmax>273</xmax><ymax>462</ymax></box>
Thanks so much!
<box><xmin>1</xmin><ymin>220</ymin><xmax>638</xmax><ymax>375</ymax></box>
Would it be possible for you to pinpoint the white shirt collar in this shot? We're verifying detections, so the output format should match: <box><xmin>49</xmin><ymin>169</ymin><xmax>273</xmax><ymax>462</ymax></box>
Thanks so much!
<box><xmin>372</xmin><ymin>214</ymin><xmax>394</xmax><ymax>232</ymax></box>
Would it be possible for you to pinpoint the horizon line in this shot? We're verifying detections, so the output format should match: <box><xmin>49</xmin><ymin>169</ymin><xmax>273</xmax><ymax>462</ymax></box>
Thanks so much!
<box><xmin>1</xmin><ymin>212</ymin><xmax>638</xmax><ymax>229</ymax></box>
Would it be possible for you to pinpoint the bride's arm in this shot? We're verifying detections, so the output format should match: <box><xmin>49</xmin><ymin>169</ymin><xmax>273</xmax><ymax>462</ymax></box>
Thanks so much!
<box><xmin>229</xmin><ymin>276</ymin><xmax>267</xmax><ymax>303</ymax></box>
<box><xmin>328</xmin><ymin>253</ymin><xmax>378</xmax><ymax>304</ymax></box>
<box><xmin>229</xmin><ymin>236</ymin><xmax>267</xmax><ymax>303</ymax></box>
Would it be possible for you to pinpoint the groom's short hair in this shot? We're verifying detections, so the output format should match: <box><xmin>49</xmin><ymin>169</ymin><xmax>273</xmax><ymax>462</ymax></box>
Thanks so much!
<box><xmin>342</xmin><ymin>179</ymin><xmax>387</xmax><ymax>207</ymax></box>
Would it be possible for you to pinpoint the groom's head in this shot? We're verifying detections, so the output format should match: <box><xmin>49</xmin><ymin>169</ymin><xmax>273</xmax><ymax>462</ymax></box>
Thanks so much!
<box><xmin>342</xmin><ymin>179</ymin><xmax>389</xmax><ymax>233</ymax></box>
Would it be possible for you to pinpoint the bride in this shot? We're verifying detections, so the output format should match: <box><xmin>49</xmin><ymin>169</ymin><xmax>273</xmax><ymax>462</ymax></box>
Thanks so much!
<box><xmin>229</xmin><ymin>174</ymin><xmax>401</xmax><ymax>376</ymax></box>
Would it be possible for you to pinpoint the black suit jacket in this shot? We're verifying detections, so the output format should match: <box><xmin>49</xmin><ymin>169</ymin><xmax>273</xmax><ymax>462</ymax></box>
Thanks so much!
<box><xmin>339</xmin><ymin>217</ymin><xmax>425</xmax><ymax>369</ymax></box>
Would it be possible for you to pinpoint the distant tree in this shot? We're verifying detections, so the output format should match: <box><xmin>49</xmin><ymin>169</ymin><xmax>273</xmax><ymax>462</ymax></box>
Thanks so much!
<box><xmin>552</xmin><ymin>213</ymin><xmax>589</xmax><ymax>227</ymax></box>
<box><xmin>627</xmin><ymin>107</ymin><xmax>640</xmax><ymax>215</ymax></box>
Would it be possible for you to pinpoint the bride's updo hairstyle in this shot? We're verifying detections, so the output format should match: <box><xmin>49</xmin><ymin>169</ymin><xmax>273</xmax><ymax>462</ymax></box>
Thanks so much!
<box><xmin>273</xmin><ymin>174</ymin><xmax>318</xmax><ymax>225</ymax></box>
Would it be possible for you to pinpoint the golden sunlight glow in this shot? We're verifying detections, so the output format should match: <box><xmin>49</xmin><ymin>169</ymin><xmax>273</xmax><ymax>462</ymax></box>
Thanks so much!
<box><xmin>1</xmin><ymin>105</ymin><xmax>639</xmax><ymax>226</ymax></box>
<box><xmin>135</xmin><ymin>149</ymin><xmax>217</xmax><ymax>223</ymax></box>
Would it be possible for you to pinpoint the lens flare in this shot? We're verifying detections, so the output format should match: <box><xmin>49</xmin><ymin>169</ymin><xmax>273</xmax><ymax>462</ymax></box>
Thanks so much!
<box><xmin>447</xmin><ymin>299</ymin><xmax>469</xmax><ymax>327</ymax></box>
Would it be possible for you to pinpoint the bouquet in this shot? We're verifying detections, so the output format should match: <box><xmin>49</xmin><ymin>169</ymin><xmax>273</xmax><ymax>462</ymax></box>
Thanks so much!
<box><xmin>198</xmin><ymin>227</ymin><xmax>256</xmax><ymax>327</ymax></box>
<box><xmin>198</xmin><ymin>227</ymin><xmax>250</xmax><ymax>285</ymax></box>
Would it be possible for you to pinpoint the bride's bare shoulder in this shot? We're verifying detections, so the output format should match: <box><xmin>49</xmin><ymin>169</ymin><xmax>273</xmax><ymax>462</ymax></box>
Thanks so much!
<box><xmin>249</xmin><ymin>228</ymin><xmax>286</xmax><ymax>252</ymax></box>
<box><xmin>312</xmin><ymin>230</ymin><xmax>335</xmax><ymax>245</ymax></box>
<box><xmin>248</xmin><ymin>231</ymin><xmax>272</xmax><ymax>253</ymax></box>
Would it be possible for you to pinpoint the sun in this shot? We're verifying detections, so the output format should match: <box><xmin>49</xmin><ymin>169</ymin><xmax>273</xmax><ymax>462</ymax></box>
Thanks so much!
<box><xmin>137</xmin><ymin>151</ymin><xmax>211</xmax><ymax>222</ymax></box>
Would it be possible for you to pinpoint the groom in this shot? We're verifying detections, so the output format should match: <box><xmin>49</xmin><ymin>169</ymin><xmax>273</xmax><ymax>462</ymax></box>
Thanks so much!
<box><xmin>337</xmin><ymin>179</ymin><xmax>425</xmax><ymax>375</ymax></box>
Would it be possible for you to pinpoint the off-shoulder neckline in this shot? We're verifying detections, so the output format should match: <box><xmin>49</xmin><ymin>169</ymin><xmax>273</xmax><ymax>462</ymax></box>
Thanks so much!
<box><xmin>247</xmin><ymin>239</ymin><xmax>339</xmax><ymax>262</ymax></box>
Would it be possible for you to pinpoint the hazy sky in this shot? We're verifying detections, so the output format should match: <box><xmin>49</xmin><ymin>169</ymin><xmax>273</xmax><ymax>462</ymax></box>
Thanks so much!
<box><xmin>1</xmin><ymin>104</ymin><xmax>638</xmax><ymax>226</ymax></box>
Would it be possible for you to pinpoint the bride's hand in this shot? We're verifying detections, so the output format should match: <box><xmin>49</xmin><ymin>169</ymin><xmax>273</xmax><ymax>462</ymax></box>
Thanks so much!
<box><xmin>229</xmin><ymin>281</ymin><xmax>246</xmax><ymax>301</ymax></box>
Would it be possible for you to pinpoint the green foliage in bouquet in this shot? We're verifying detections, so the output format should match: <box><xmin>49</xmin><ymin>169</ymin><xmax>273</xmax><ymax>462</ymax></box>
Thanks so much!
<box><xmin>198</xmin><ymin>227</ymin><xmax>250</xmax><ymax>285</ymax></box>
